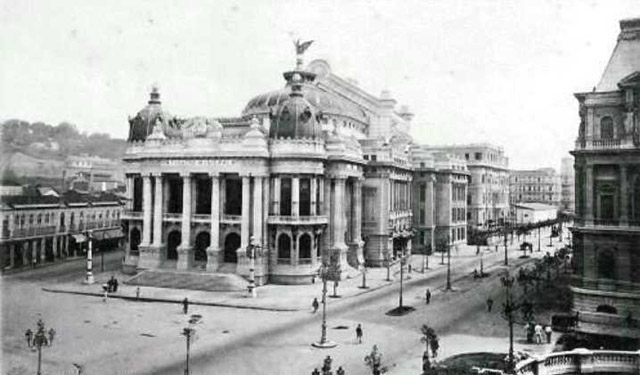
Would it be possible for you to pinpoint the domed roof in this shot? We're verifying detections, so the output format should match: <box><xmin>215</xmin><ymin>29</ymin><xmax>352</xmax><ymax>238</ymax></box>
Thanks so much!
<box><xmin>128</xmin><ymin>87</ymin><xmax>173</xmax><ymax>142</ymax></box>
<box><xmin>242</xmin><ymin>75</ymin><xmax>370</xmax><ymax>125</ymax></box>
<box><xmin>268</xmin><ymin>72</ymin><xmax>321</xmax><ymax>139</ymax></box>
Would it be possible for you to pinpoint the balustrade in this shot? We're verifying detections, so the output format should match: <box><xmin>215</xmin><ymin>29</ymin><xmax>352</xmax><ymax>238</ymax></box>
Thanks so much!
<box><xmin>516</xmin><ymin>349</ymin><xmax>640</xmax><ymax>375</ymax></box>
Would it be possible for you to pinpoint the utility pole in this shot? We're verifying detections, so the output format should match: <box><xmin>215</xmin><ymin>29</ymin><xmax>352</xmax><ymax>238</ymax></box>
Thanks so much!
<box><xmin>446</xmin><ymin>236</ymin><xmax>452</xmax><ymax>290</ymax></box>
<box><xmin>504</xmin><ymin>228</ymin><xmax>509</xmax><ymax>266</ymax></box>
<box><xmin>537</xmin><ymin>226</ymin><xmax>541</xmax><ymax>252</ymax></box>
<box><xmin>26</xmin><ymin>319</ymin><xmax>54</xmax><ymax>375</ymax></box>
<box><xmin>85</xmin><ymin>231</ymin><xmax>94</xmax><ymax>284</ymax></box>
<box><xmin>312</xmin><ymin>261</ymin><xmax>337</xmax><ymax>348</ymax></box>
<box><xmin>181</xmin><ymin>327</ymin><xmax>195</xmax><ymax>375</ymax></box>
<box><xmin>500</xmin><ymin>273</ymin><xmax>516</xmax><ymax>373</ymax></box>
<box><xmin>247</xmin><ymin>236</ymin><xmax>261</xmax><ymax>298</ymax></box>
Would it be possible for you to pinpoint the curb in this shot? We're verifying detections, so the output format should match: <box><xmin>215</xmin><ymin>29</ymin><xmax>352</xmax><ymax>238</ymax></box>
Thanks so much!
<box><xmin>41</xmin><ymin>287</ymin><xmax>299</xmax><ymax>312</ymax></box>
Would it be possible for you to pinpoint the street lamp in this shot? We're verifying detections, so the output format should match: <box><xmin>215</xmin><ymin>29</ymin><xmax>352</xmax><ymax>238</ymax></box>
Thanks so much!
<box><xmin>503</xmin><ymin>226</ymin><xmax>509</xmax><ymax>266</ymax></box>
<box><xmin>445</xmin><ymin>236</ymin><xmax>452</xmax><ymax>291</ymax></box>
<box><xmin>500</xmin><ymin>273</ymin><xmax>516</xmax><ymax>373</ymax></box>
<box><xmin>85</xmin><ymin>230</ymin><xmax>94</xmax><ymax>284</ymax></box>
<box><xmin>246</xmin><ymin>236</ymin><xmax>262</xmax><ymax>298</ymax></box>
<box><xmin>312</xmin><ymin>260</ymin><xmax>338</xmax><ymax>348</ymax></box>
<box><xmin>181</xmin><ymin>326</ymin><xmax>196</xmax><ymax>375</ymax></box>
<box><xmin>25</xmin><ymin>319</ymin><xmax>54</xmax><ymax>375</ymax></box>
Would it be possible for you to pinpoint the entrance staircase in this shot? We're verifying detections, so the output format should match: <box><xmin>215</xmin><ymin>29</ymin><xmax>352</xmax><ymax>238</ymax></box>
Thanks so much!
<box><xmin>125</xmin><ymin>269</ymin><xmax>248</xmax><ymax>292</ymax></box>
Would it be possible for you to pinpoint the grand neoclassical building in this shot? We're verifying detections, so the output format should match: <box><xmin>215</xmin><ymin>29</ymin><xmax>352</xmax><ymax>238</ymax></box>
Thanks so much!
<box><xmin>121</xmin><ymin>49</ymin><xmax>415</xmax><ymax>284</ymax></box>
<box><xmin>571</xmin><ymin>17</ymin><xmax>640</xmax><ymax>339</ymax></box>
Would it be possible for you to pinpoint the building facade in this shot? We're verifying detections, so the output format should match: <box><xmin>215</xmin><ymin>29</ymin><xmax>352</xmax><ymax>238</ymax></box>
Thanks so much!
<box><xmin>122</xmin><ymin>50</ymin><xmax>414</xmax><ymax>284</ymax></box>
<box><xmin>511</xmin><ymin>203</ymin><xmax>558</xmax><ymax>225</ymax></box>
<box><xmin>509</xmin><ymin>168</ymin><xmax>561</xmax><ymax>207</ymax></box>
<box><xmin>0</xmin><ymin>190</ymin><xmax>124</xmax><ymax>270</ymax></box>
<box><xmin>417</xmin><ymin>144</ymin><xmax>509</xmax><ymax>230</ymax></box>
<box><xmin>560</xmin><ymin>157</ymin><xmax>576</xmax><ymax>213</ymax></box>
<box><xmin>64</xmin><ymin>155</ymin><xmax>124</xmax><ymax>192</ymax></box>
<box><xmin>571</xmin><ymin>17</ymin><xmax>640</xmax><ymax>339</ymax></box>
<box><xmin>411</xmin><ymin>146</ymin><xmax>469</xmax><ymax>253</ymax></box>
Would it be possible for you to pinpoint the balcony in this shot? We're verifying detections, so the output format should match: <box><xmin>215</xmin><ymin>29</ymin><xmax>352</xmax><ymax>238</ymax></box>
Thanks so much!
<box><xmin>221</xmin><ymin>215</ymin><xmax>242</xmax><ymax>224</ymax></box>
<box><xmin>573</xmin><ymin>217</ymin><xmax>640</xmax><ymax>230</ymax></box>
<box><xmin>267</xmin><ymin>215</ymin><xmax>328</xmax><ymax>225</ymax></box>
<box><xmin>123</xmin><ymin>210</ymin><xmax>143</xmax><ymax>219</ymax></box>
<box><xmin>193</xmin><ymin>214</ymin><xmax>211</xmax><ymax>222</ymax></box>
<box><xmin>163</xmin><ymin>213</ymin><xmax>182</xmax><ymax>221</ymax></box>
<box><xmin>7</xmin><ymin>226</ymin><xmax>57</xmax><ymax>239</ymax></box>
<box><xmin>574</xmin><ymin>136</ymin><xmax>637</xmax><ymax>151</ymax></box>
<box><xmin>516</xmin><ymin>349</ymin><xmax>640</xmax><ymax>375</ymax></box>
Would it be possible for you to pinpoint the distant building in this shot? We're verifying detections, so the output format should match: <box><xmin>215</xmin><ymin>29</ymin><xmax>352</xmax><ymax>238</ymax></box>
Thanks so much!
<box><xmin>0</xmin><ymin>190</ymin><xmax>124</xmax><ymax>270</ymax></box>
<box><xmin>411</xmin><ymin>146</ymin><xmax>469</xmax><ymax>253</ymax></box>
<box><xmin>0</xmin><ymin>182</ymin><xmax>23</xmax><ymax>197</ymax></box>
<box><xmin>571</xmin><ymin>17</ymin><xmax>640</xmax><ymax>339</ymax></box>
<box><xmin>560</xmin><ymin>157</ymin><xmax>575</xmax><ymax>213</ymax></box>
<box><xmin>511</xmin><ymin>202</ymin><xmax>558</xmax><ymax>225</ymax></box>
<box><xmin>509</xmin><ymin>168</ymin><xmax>561</xmax><ymax>207</ymax></box>
<box><xmin>417</xmin><ymin>144</ymin><xmax>509</xmax><ymax>230</ymax></box>
<box><xmin>64</xmin><ymin>155</ymin><xmax>124</xmax><ymax>192</ymax></box>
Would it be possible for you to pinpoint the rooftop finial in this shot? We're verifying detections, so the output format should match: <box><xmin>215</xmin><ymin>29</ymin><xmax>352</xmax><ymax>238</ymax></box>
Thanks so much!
<box><xmin>149</xmin><ymin>84</ymin><xmax>161</xmax><ymax>104</ymax></box>
<box><xmin>293</xmin><ymin>39</ymin><xmax>314</xmax><ymax>70</ymax></box>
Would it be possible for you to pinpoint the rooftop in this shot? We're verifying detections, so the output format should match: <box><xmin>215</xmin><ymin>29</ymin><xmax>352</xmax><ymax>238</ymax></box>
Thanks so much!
<box><xmin>595</xmin><ymin>17</ymin><xmax>640</xmax><ymax>92</ymax></box>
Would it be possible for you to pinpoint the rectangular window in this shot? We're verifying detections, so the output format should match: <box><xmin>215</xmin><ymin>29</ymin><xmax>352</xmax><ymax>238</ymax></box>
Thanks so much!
<box><xmin>475</xmin><ymin>152</ymin><xmax>482</xmax><ymax>160</ymax></box>
<box><xmin>280</xmin><ymin>178</ymin><xmax>292</xmax><ymax>216</ymax></box>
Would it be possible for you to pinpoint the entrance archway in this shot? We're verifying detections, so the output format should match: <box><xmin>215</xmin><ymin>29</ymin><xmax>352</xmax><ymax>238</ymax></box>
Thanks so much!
<box><xmin>224</xmin><ymin>233</ymin><xmax>240</xmax><ymax>263</ymax></box>
<box><xmin>299</xmin><ymin>233</ymin><xmax>312</xmax><ymax>260</ymax></box>
<box><xmin>167</xmin><ymin>231</ymin><xmax>181</xmax><ymax>260</ymax></box>
<box><xmin>195</xmin><ymin>232</ymin><xmax>210</xmax><ymax>262</ymax></box>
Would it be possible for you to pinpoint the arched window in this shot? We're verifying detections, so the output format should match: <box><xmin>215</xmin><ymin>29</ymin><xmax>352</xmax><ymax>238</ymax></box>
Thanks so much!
<box><xmin>278</xmin><ymin>234</ymin><xmax>291</xmax><ymax>260</ymax></box>
<box><xmin>596</xmin><ymin>304</ymin><xmax>617</xmax><ymax>314</ymax></box>
<box><xmin>598</xmin><ymin>250</ymin><xmax>615</xmax><ymax>279</ymax></box>
<box><xmin>600</xmin><ymin>117</ymin><xmax>614</xmax><ymax>139</ymax></box>
<box><xmin>299</xmin><ymin>234</ymin><xmax>312</xmax><ymax>260</ymax></box>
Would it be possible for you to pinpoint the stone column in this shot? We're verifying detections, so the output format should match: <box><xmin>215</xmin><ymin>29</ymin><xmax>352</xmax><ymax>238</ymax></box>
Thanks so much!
<box><xmin>262</xmin><ymin>176</ymin><xmax>270</xmax><ymax>252</ymax></box>
<box><xmin>253</xmin><ymin>176</ymin><xmax>263</xmax><ymax>242</ymax></box>
<box><xmin>163</xmin><ymin>176</ymin><xmax>170</xmax><ymax>213</ymax></box>
<box><xmin>152</xmin><ymin>174</ymin><xmax>164</xmax><ymax>247</ymax></box>
<box><xmin>40</xmin><ymin>238</ymin><xmax>45</xmax><ymax>262</ymax></box>
<box><xmin>585</xmin><ymin>165</ymin><xmax>594</xmax><ymax>222</ymax></box>
<box><xmin>353</xmin><ymin>179</ymin><xmax>363</xmax><ymax>243</ymax></box>
<box><xmin>220</xmin><ymin>177</ymin><xmax>227</xmax><ymax>215</ymax></box>
<box><xmin>141</xmin><ymin>174</ymin><xmax>152</xmax><ymax>246</ymax></box>
<box><xmin>620</xmin><ymin>165</ymin><xmax>628</xmax><ymax>224</ymax></box>
<box><xmin>333</xmin><ymin>177</ymin><xmax>347</xmax><ymax>249</ymax></box>
<box><xmin>292</xmin><ymin>176</ymin><xmax>300</xmax><ymax>217</ymax></box>
<box><xmin>273</xmin><ymin>176</ymin><xmax>281</xmax><ymax>215</ymax></box>
<box><xmin>177</xmin><ymin>173</ymin><xmax>192</xmax><ymax>270</ymax></box>
<box><xmin>125</xmin><ymin>175</ymin><xmax>133</xmax><ymax>211</ymax></box>
<box><xmin>23</xmin><ymin>242</ymin><xmax>28</xmax><ymax>265</ymax></box>
<box><xmin>310</xmin><ymin>177</ymin><xmax>317</xmax><ymax>216</ymax></box>
<box><xmin>323</xmin><ymin>178</ymin><xmax>332</xmax><ymax>251</ymax></box>
<box><xmin>241</xmin><ymin>175</ymin><xmax>251</xmax><ymax>250</ymax></box>
<box><xmin>207</xmin><ymin>173</ymin><xmax>220</xmax><ymax>271</ymax></box>
<box><xmin>319</xmin><ymin>178</ymin><xmax>325</xmax><ymax>215</ymax></box>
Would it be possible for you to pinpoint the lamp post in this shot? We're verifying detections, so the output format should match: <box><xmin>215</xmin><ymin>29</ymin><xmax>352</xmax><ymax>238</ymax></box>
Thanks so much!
<box><xmin>500</xmin><ymin>273</ymin><xmax>516</xmax><ymax>373</ymax></box>
<box><xmin>537</xmin><ymin>226</ymin><xmax>541</xmax><ymax>252</ymax></box>
<box><xmin>247</xmin><ymin>236</ymin><xmax>261</xmax><ymax>298</ymax></box>
<box><xmin>181</xmin><ymin>326</ymin><xmax>196</xmax><ymax>375</ymax></box>
<box><xmin>445</xmin><ymin>236</ymin><xmax>452</xmax><ymax>290</ymax></box>
<box><xmin>503</xmin><ymin>226</ymin><xmax>509</xmax><ymax>266</ymax></box>
<box><xmin>312</xmin><ymin>261</ymin><xmax>337</xmax><ymax>348</ymax></box>
<box><xmin>26</xmin><ymin>319</ymin><xmax>53</xmax><ymax>375</ymax></box>
<box><xmin>85</xmin><ymin>230</ymin><xmax>94</xmax><ymax>284</ymax></box>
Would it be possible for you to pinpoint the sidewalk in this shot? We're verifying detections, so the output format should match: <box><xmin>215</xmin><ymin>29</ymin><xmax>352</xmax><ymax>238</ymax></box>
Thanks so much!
<box><xmin>42</xmin><ymin>236</ymin><xmax>565</xmax><ymax>312</ymax></box>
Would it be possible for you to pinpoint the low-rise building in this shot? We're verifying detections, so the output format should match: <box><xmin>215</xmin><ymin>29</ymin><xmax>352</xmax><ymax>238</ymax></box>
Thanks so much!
<box><xmin>560</xmin><ymin>157</ymin><xmax>575</xmax><ymax>213</ymax></box>
<box><xmin>0</xmin><ymin>190</ymin><xmax>124</xmax><ymax>270</ymax></box>
<box><xmin>511</xmin><ymin>202</ymin><xmax>558</xmax><ymax>225</ymax></box>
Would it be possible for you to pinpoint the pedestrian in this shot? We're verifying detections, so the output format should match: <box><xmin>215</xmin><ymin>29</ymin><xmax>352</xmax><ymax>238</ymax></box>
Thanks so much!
<box><xmin>136</xmin><ymin>286</ymin><xmax>141</xmax><ymax>299</ymax></box>
<box><xmin>113</xmin><ymin>278</ymin><xmax>119</xmax><ymax>293</ymax></box>
<box><xmin>486</xmin><ymin>298</ymin><xmax>493</xmax><ymax>312</ymax></box>
<box><xmin>48</xmin><ymin>328</ymin><xmax>56</xmax><ymax>346</ymax></box>
<box><xmin>534</xmin><ymin>323</ymin><xmax>543</xmax><ymax>344</ymax></box>
<box><xmin>526</xmin><ymin>322</ymin><xmax>535</xmax><ymax>343</ymax></box>
<box><xmin>183</xmin><ymin>297</ymin><xmax>189</xmax><ymax>314</ymax></box>
<box><xmin>25</xmin><ymin>328</ymin><xmax>33</xmax><ymax>347</ymax></box>
<box><xmin>355</xmin><ymin>323</ymin><xmax>363</xmax><ymax>344</ymax></box>
<box><xmin>408</xmin><ymin>264</ymin><xmax>412</xmax><ymax>273</ymax></box>
<box><xmin>544</xmin><ymin>325</ymin><xmax>552</xmax><ymax>344</ymax></box>
<box><xmin>426</xmin><ymin>288</ymin><xmax>431</xmax><ymax>304</ymax></box>
<box><xmin>312</xmin><ymin>297</ymin><xmax>319</xmax><ymax>313</ymax></box>
<box><xmin>103</xmin><ymin>289</ymin><xmax>108</xmax><ymax>302</ymax></box>
<box><xmin>32</xmin><ymin>258</ymin><xmax>37</xmax><ymax>269</ymax></box>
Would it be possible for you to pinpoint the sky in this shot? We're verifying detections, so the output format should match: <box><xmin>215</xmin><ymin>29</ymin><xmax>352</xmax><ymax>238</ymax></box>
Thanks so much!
<box><xmin>1</xmin><ymin>0</ymin><xmax>639</xmax><ymax>170</ymax></box>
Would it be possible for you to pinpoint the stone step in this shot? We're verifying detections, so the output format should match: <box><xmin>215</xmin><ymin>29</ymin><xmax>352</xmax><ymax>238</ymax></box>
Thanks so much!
<box><xmin>124</xmin><ymin>269</ymin><xmax>248</xmax><ymax>292</ymax></box>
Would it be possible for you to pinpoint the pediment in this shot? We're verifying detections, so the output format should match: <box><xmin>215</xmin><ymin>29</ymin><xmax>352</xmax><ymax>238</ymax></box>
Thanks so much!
<box><xmin>618</xmin><ymin>71</ymin><xmax>640</xmax><ymax>88</ymax></box>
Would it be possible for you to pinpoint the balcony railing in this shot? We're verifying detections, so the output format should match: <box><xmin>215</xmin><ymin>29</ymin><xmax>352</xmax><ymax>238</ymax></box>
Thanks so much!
<box><xmin>574</xmin><ymin>136</ymin><xmax>637</xmax><ymax>151</ymax></box>
<box><xmin>193</xmin><ymin>214</ymin><xmax>211</xmax><ymax>222</ymax></box>
<box><xmin>276</xmin><ymin>258</ymin><xmax>291</xmax><ymax>265</ymax></box>
<box><xmin>267</xmin><ymin>215</ymin><xmax>328</xmax><ymax>225</ymax></box>
<box><xmin>163</xmin><ymin>213</ymin><xmax>182</xmax><ymax>220</ymax></box>
<box><xmin>221</xmin><ymin>215</ymin><xmax>242</xmax><ymax>223</ymax></box>
<box><xmin>298</xmin><ymin>258</ymin><xmax>314</xmax><ymax>265</ymax></box>
<box><xmin>516</xmin><ymin>349</ymin><xmax>640</xmax><ymax>375</ymax></box>
<box><xmin>7</xmin><ymin>226</ymin><xmax>57</xmax><ymax>239</ymax></box>
<box><xmin>123</xmin><ymin>210</ymin><xmax>143</xmax><ymax>219</ymax></box>
<box><xmin>574</xmin><ymin>217</ymin><xmax>640</xmax><ymax>228</ymax></box>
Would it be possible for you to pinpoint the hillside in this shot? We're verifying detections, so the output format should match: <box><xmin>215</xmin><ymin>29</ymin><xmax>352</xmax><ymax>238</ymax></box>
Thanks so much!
<box><xmin>1</xmin><ymin>119</ymin><xmax>127</xmax><ymax>180</ymax></box>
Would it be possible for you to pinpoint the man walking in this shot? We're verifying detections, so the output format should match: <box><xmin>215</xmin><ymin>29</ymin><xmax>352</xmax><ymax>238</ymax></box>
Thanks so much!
<box><xmin>182</xmin><ymin>297</ymin><xmax>189</xmax><ymax>314</ymax></box>
<box><xmin>544</xmin><ymin>325</ymin><xmax>552</xmax><ymax>344</ymax></box>
<box><xmin>312</xmin><ymin>297</ymin><xmax>319</xmax><ymax>313</ymax></box>
<box><xmin>355</xmin><ymin>323</ymin><xmax>363</xmax><ymax>344</ymax></box>
<box><xmin>425</xmin><ymin>289</ymin><xmax>431</xmax><ymax>304</ymax></box>
<box><xmin>534</xmin><ymin>323</ymin><xmax>543</xmax><ymax>344</ymax></box>
<box><xmin>487</xmin><ymin>298</ymin><xmax>493</xmax><ymax>312</ymax></box>
<box><xmin>25</xmin><ymin>329</ymin><xmax>33</xmax><ymax>347</ymax></box>
<box><xmin>48</xmin><ymin>328</ymin><xmax>56</xmax><ymax>346</ymax></box>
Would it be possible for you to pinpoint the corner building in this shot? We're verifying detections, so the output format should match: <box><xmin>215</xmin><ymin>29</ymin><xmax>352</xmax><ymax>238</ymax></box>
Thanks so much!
<box><xmin>122</xmin><ymin>54</ymin><xmax>414</xmax><ymax>284</ymax></box>
<box><xmin>571</xmin><ymin>17</ymin><xmax>640</xmax><ymax>339</ymax></box>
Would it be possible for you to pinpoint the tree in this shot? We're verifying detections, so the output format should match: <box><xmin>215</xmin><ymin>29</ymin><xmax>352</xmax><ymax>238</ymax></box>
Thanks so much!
<box><xmin>420</xmin><ymin>324</ymin><xmax>440</xmax><ymax>373</ymax></box>
<box><xmin>364</xmin><ymin>345</ymin><xmax>387</xmax><ymax>375</ymax></box>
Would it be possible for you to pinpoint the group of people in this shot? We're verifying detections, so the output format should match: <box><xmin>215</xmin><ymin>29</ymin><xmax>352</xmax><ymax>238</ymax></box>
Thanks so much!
<box><xmin>24</xmin><ymin>320</ymin><xmax>55</xmax><ymax>349</ymax></box>
<box><xmin>526</xmin><ymin>322</ymin><xmax>553</xmax><ymax>344</ymax></box>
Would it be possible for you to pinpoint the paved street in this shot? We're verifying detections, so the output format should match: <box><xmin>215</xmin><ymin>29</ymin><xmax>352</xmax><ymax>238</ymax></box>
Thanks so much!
<box><xmin>2</xmin><ymin>232</ymin><xmax>568</xmax><ymax>375</ymax></box>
